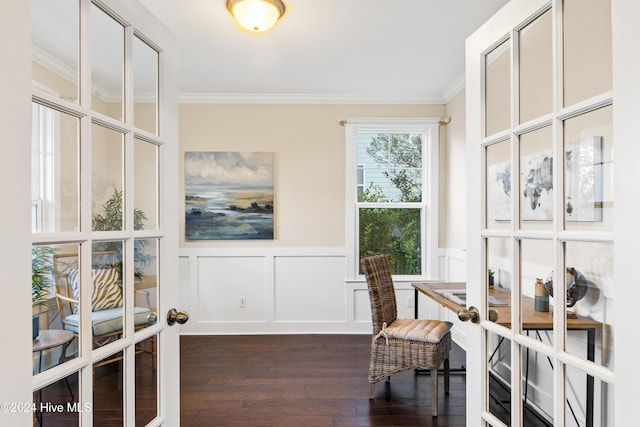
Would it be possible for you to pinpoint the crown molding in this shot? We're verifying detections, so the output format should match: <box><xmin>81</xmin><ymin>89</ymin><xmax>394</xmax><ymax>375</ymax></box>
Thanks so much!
<box><xmin>442</xmin><ymin>73</ymin><xmax>466</xmax><ymax>104</ymax></box>
<box><xmin>178</xmin><ymin>92</ymin><xmax>446</xmax><ymax>105</ymax></box>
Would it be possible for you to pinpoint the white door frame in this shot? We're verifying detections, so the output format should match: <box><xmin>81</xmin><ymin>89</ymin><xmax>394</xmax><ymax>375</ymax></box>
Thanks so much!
<box><xmin>465</xmin><ymin>0</ymin><xmax>637</xmax><ymax>425</ymax></box>
<box><xmin>0</xmin><ymin>0</ymin><xmax>180</xmax><ymax>425</ymax></box>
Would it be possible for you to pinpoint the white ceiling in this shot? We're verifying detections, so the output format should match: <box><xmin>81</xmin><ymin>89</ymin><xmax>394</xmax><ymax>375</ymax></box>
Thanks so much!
<box><xmin>141</xmin><ymin>0</ymin><xmax>509</xmax><ymax>104</ymax></box>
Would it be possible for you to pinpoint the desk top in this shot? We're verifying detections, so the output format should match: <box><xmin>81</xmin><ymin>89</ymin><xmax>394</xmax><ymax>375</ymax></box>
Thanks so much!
<box><xmin>33</xmin><ymin>329</ymin><xmax>75</xmax><ymax>352</ymax></box>
<box><xmin>413</xmin><ymin>282</ymin><xmax>601</xmax><ymax>330</ymax></box>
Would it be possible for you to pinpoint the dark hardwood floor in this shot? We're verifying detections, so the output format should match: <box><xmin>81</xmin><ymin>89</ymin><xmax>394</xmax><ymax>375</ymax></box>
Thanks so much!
<box><xmin>180</xmin><ymin>334</ymin><xmax>468</xmax><ymax>427</ymax></box>
<box><xmin>37</xmin><ymin>334</ymin><xmax>474</xmax><ymax>426</ymax></box>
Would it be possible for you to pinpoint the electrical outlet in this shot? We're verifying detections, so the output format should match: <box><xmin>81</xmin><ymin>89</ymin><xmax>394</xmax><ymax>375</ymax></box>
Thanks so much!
<box><xmin>239</xmin><ymin>297</ymin><xmax>246</xmax><ymax>308</ymax></box>
<box><xmin>407</xmin><ymin>296</ymin><xmax>414</xmax><ymax>308</ymax></box>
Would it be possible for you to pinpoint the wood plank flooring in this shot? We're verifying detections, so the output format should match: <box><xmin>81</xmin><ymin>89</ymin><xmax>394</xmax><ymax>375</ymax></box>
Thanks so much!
<box><xmin>36</xmin><ymin>334</ymin><xmax>471</xmax><ymax>426</ymax></box>
<box><xmin>180</xmin><ymin>334</ymin><xmax>468</xmax><ymax>427</ymax></box>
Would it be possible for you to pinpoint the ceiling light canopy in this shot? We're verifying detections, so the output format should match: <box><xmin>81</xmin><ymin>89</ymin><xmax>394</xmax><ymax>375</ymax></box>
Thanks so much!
<box><xmin>226</xmin><ymin>0</ymin><xmax>286</xmax><ymax>33</ymax></box>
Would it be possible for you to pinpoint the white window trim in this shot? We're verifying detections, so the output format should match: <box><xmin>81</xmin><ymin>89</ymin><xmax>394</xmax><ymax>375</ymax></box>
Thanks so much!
<box><xmin>344</xmin><ymin>118</ymin><xmax>439</xmax><ymax>281</ymax></box>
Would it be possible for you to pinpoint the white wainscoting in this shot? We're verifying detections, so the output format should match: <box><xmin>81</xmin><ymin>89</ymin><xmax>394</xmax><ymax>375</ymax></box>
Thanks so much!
<box><xmin>178</xmin><ymin>247</ymin><xmax>468</xmax><ymax>336</ymax></box>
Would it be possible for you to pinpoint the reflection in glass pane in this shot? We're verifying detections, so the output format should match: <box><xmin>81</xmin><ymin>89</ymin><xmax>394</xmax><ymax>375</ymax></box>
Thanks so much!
<box><xmin>134</xmin><ymin>138</ymin><xmax>159</xmax><ymax>230</ymax></box>
<box><xmin>33</xmin><ymin>243</ymin><xmax>80</xmax><ymax>372</ymax></box>
<box><xmin>563</xmin><ymin>105</ymin><xmax>613</xmax><ymax>232</ymax></box>
<box><xmin>522</xmin><ymin>346</ymin><xmax>554</xmax><ymax>426</ymax></box>
<box><xmin>92</xmin><ymin>124</ymin><xmax>123</xmax><ymax>231</ymax></box>
<box><xmin>356</xmin><ymin>132</ymin><xmax>422</xmax><ymax>203</ymax></box>
<box><xmin>520</xmin><ymin>239</ymin><xmax>554</xmax><ymax>342</ymax></box>
<box><xmin>487</xmin><ymin>237</ymin><xmax>512</xmax><ymax>330</ymax></box>
<box><xmin>358</xmin><ymin>208</ymin><xmax>421</xmax><ymax>275</ymax></box>
<box><xmin>486</xmin><ymin>141</ymin><xmax>511</xmax><ymax>230</ymax></box>
<box><xmin>91</xmin><ymin>4</ymin><xmax>124</xmax><ymax>121</ymax></box>
<box><xmin>565</xmin><ymin>364</ymin><xmax>613</xmax><ymax>426</ymax></box>
<box><xmin>31</xmin><ymin>104</ymin><xmax>79</xmax><ymax>233</ymax></box>
<box><xmin>485</xmin><ymin>39</ymin><xmax>511</xmax><ymax>136</ymax></box>
<box><xmin>519</xmin><ymin>126</ymin><xmax>553</xmax><ymax>230</ymax></box>
<box><xmin>564</xmin><ymin>241</ymin><xmax>613</xmax><ymax>369</ymax></box>
<box><xmin>134</xmin><ymin>239</ymin><xmax>158</xmax><ymax>332</ymax></box>
<box><xmin>34</xmin><ymin>372</ymin><xmax>80</xmax><ymax>426</ymax></box>
<box><xmin>519</xmin><ymin>9</ymin><xmax>552</xmax><ymax>124</ymax></box>
<box><xmin>136</xmin><ymin>335</ymin><xmax>158</xmax><ymax>425</ymax></box>
<box><xmin>32</xmin><ymin>0</ymin><xmax>79</xmax><ymax>103</ymax></box>
<box><xmin>488</xmin><ymin>331</ymin><xmax>511</xmax><ymax>426</ymax></box>
<box><xmin>133</xmin><ymin>37</ymin><xmax>159</xmax><ymax>135</ymax></box>
<box><xmin>91</xmin><ymin>241</ymin><xmax>125</xmax><ymax>349</ymax></box>
<box><xmin>94</xmin><ymin>351</ymin><xmax>124</xmax><ymax>424</ymax></box>
<box><xmin>563</xmin><ymin>0</ymin><xmax>612</xmax><ymax>107</ymax></box>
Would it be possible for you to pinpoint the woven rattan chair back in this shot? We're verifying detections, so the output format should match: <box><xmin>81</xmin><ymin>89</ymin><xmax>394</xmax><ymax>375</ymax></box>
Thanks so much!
<box><xmin>361</xmin><ymin>254</ymin><xmax>398</xmax><ymax>334</ymax></box>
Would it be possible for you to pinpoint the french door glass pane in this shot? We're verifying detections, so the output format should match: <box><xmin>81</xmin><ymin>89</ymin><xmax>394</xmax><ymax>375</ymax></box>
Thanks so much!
<box><xmin>134</xmin><ymin>138</ymin><xmax>159</xmax><ymax>230</ymax></box>
<box><xmin>519</xmin><ymin>126</ymin><xmax>553</xmax><ymax>230</ymax></box>
<box><xmin>485</xmin><ymin>140</ymin><xmax>511</xmax><ymax>229</ymax></box>
<box><xmin>31</xmin><ymin>104</ymin><xmax>79</xmax><ymax>233</ymax></box>
<box><xmin>135</xmin><ymin>335</ymin><xmax>158</xmax><ymax>425</ymax></box>
<box><xmin>519</xmin><ymin>239</ymin><xmax>555</xmax><ymax>341</ymax></box>
<box><xmin>31</xmin><ymin>0</ymin><xmax>79</xmax><ymax>103</ymax></box>
<box><xmin>522</xmin><ymin>346</ymin><xmax>554</xmax><ymax>425</ymax></box>
<box><xmin>91</xmin><ymin>242</ymin><xmax>125</xmax><ymax>348</ymax></box>
<box><xmin>134</xmin><ymin>238</ymin><xmax>158</xmax><ymax>332</ymax></box>
<box><xmin>563</xmin><ymin>240</ymin><xmax>613</xmax><ymax>369</ymax></box>
<box><xmin>33</xmin><ymin>372</ymin><xmax>80</xmax><ymax>426</ymax></box>
<box><xmin>93</xmin><ymin>351</ymin><xmax>124</xmax><ymax>424</ymax></box>
<box><xmin>91</xmin><ymin>4</ymin><xmax>124</xmax><ymax>121</ymax></box>
<box><xmin>133</xmin><ymin>37</ymin><xmax>159</xmax><ymax>135</ymax></box>
<box><xmin>563</xmin><ymin>0</ymin><xmax>612</xmax><ymax>107</ymax></box>
<box><xmin>487</xmin><ymin>237</ymin><xmax>512</xmax><ymax>331</ymax></box>
<box><xmin>91</xmin><ymin>124</ymin><xmax>124</xmax><ymax>232</ymax></box>
<box><xmin>487</xmin><ymin>331</ymin><xmax>512</xmax><ymax>426</ymax></box>
<box><xmin>565</xmin><ymin>363</ymin><xmax>613</xmax><ymax>426</ymax></box>
<box><xmin>518</xmin><ymin>9</ymin><xmax>552</xmax><ymax>124</ymax></box>
<box><xmin>485</xmin><ymin>39</ymin><xmax>511</xmax><ymax>137</ymax></box>
<box><xmin>34</xmin><ymin>243</ymin><xmax>80</xmax><ymax>371</ymax></box>
<box><xmin>563</xmin><ymin>105</ymin><xmax>613</xmax><ymax>232</ymax></box>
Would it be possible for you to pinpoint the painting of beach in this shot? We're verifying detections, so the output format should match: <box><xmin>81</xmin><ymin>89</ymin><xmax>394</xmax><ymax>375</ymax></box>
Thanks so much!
<box><xmin>184</xmin><ymin>152</ymin><xmax>274</xmax><ymax>240</ymax></box>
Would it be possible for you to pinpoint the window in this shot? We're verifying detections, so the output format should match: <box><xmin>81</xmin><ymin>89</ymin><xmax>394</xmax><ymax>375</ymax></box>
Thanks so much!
<box><xmin>345</xmin><ymin>119</ymin><xmax>439</xmax><ymax>279</ymax></box>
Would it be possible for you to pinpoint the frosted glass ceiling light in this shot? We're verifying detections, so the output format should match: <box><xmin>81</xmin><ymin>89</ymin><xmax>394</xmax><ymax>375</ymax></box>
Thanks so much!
<box><xmin>226</xmin><ymin>0</ymin><xmax>286</xmax><ymax>33</ymax></box>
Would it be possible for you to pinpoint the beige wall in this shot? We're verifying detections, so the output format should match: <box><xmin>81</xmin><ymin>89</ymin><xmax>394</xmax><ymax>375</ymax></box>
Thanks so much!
<box><xmin>179</xmin><ymin>103</ymin><xmax>445</xmax><ymax>248</ymax></box>
<box><xmin>442</xmin><ymin>90</ymin><xmax>467</xmax><ymax>250</ymax></box>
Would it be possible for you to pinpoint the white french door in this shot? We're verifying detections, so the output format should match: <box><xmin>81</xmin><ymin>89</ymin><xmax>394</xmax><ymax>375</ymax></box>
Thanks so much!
<box><xmin>1</xmin><ymin>0</ymin><xmax>179</xmax><ymax>425</ymax></box>
<box><xmin>465</xmin><ymin>0</ymin><xmax>623</xmax><ymax>426</ymax></box>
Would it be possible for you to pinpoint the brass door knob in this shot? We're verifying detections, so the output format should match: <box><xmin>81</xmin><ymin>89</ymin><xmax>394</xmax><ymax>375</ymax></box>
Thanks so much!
<box><xmin>457</xmin><ymin>306</ymin><xmax>480</xmax><ymax>323</ymax></box>
<box><xmin>167</xmin><ymin>308</ymin><xmax>189</xmax><ymax>326</ymax></box>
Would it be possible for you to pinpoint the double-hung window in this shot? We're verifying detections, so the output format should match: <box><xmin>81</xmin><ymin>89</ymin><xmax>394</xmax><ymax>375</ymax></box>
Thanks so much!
<box><xmin>345</xmin><ymin>119</ymin><xmax>439</xmax><ymax>280</ymax></box>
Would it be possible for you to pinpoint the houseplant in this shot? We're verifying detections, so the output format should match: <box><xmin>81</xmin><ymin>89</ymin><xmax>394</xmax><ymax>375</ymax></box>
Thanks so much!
<box><xmin>92</xmin><ymin>188</ymin><xmax>152</xmax><ymax>280</ymax></box>
<box><xmin>32</xmin><ymin>245</ymin><xmax>56</xmax><ymax>340</ymax></box>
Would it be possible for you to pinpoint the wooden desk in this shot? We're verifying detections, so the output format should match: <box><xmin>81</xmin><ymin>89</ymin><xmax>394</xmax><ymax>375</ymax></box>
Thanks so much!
<box><xmin>412</xmin><ymin>282</ymin><xmax>601</xmax><ymax>330</ymax></box>
<box><xmin>413</xmin><ymin>282</ymin><xmax>601</xmax><ymax>427</ymax></box>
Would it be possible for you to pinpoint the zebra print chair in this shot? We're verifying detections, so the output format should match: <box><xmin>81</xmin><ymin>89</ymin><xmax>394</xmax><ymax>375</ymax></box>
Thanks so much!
<box><xmin>54</xmin><ymin>251</ymin><xmax>156</xmax><ymax>368</ymax></box>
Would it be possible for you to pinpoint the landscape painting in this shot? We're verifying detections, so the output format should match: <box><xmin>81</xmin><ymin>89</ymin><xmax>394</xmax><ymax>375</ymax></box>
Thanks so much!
<box><xmin>185</xmin><ymin>152</ymin><xmax>274</xmax><ymax>240</ymax></box>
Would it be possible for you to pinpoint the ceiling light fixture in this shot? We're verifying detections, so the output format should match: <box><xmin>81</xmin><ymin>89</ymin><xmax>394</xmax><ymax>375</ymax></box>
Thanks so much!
<box><xmin>226</xmin><ymin>0</ymin><xmax>286</xmax><ymax>33</ymax></box>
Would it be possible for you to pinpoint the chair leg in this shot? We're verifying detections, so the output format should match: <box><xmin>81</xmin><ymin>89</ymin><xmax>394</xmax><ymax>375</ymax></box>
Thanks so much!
<box><xmin>444</xmin><ymin>357</ymin><xmax>450</xmax><ymax>394</ymax></box>
<box><xmin>431</xmin><ymin>368</ymin><xmax>438</xmax><ymax>416</ymax></box>
<box><xmin>369</xmin><ymin>383</ymin><xmax>375</xmax><ymax>399</ymax></box>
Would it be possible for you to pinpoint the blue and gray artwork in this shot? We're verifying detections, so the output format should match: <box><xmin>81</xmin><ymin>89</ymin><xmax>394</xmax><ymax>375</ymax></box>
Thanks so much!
<box><xmin>185</xmin><ymin>152</ymin><xmax>274</xmax><ymax>240</ymax></box>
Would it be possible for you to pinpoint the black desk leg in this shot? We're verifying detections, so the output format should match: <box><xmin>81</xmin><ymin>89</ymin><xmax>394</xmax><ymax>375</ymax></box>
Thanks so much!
<box><xmin>586</xmin><ymin>328</ymin><xmax>595</xmax><ymax>427</ymax></box>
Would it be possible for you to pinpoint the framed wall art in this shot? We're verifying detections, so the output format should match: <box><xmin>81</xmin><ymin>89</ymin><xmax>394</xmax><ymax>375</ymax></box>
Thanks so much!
<box><xmin>565</xmin><ymin>136</ymin><xmax>603</xmax><ymax>222</ymax></box>
<box><xmin>184</xmin><ymin>151</ymin><xmax>274</xmax><ymax>240</ymax></box>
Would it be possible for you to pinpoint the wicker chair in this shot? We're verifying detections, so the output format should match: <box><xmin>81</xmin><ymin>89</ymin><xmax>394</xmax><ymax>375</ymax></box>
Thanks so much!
<box><xmin>361</xmin><ymin>255</ymin><xmax>453</xmax><ymax>416</ymax></box>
